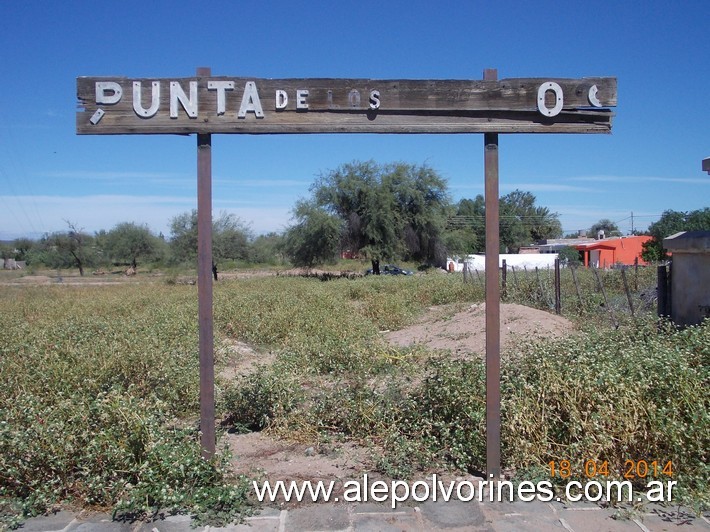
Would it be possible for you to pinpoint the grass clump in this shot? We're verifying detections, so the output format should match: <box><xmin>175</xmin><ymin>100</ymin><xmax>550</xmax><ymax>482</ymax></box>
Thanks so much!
<box><xmin>221</xmin><ymin>365</ymin><xmax>303</xmax><ymax>432</ymax></box>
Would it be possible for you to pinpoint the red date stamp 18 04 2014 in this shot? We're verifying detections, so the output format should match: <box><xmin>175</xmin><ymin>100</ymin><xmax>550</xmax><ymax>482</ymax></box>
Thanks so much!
<box><xmin>548</xmin><ymin>460</ymin><xmax>674</xmax><ymax>480</ymax></box>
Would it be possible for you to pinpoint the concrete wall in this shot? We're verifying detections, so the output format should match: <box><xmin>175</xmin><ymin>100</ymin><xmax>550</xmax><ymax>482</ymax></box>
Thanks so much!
<box><xmin>2</xmin><ymin>259</ymin><xmax>26</xmax><ymax>270</ymax></box>
<box><xmin>664</xmin><ymin>231</ymin><xmax>710</xmax><ymax>327</ymax></box>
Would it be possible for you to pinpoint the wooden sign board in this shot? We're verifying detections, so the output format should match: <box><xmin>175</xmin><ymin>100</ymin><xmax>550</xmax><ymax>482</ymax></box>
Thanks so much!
<box><xmin>77</xmin><ymin>76</ymin><xmax>616</xmax><ymax>135</ymax></box>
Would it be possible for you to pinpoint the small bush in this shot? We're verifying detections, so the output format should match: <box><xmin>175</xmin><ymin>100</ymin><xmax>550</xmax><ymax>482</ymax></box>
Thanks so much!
<box><xmin>221</xmin><ymin>366</ymin><xmax>303</xmax><ymax>431</ymax></box>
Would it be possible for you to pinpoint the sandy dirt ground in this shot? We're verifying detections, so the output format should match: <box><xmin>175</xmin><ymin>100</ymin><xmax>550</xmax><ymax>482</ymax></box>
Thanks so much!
<box><xmin>224</xmin><ymin>303</ymin><xmax>574</xmax><ymax>499</ymax></box>
<box><xmin>384</xmin><ymin>302</ymin><xmax>573</xmax><ymax>357</ymax></box>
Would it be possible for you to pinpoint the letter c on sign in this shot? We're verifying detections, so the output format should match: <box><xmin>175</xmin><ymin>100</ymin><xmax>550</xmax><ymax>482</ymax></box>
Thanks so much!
<box><xmin>537</xmin><ymin>82</ymin><xmax>563</xmax><ymax>117</ymax></box>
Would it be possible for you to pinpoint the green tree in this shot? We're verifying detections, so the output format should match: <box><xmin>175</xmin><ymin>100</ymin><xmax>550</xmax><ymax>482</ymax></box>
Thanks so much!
<box><xmin>589</xmin><ymin>218</ymin><xmax>620</xmax><ymax>238</ymax></box>
<box><xmin>12</xmin><ymin>238</ymin><xmax>34</xmax><ymax>262</ymax></box>
<box><xmin>35</xmin><ymin>222</ymin><xmax>97</xmax><ymax>275</ymax></box>
<box><xmin>283</xmin><ymin>200</ymin><xmax>342</xmax><ymax>267</ymax></box>
<box><xmin>446</xmin><ymin>191</ymin><xmax>562</xmax><ymax>254</ymax></box>
<box><xmin>558</xmin><ymin>246</ymin><xmax>582</xmax><ymax>266</ymax></box>
<box><xmin>213</xmin><ymin>212</ymin><xmax>252</xmax><ymax>263</ymax></box>
<box><xmin>304</xmin><ymin>160</ymin><xmax>450</xmax><ymax>270</ymax></box>
<box><xmin>642</xmin><ymin>208</ymin><xmax>710</xmax><ymax>261</ymax></box>
<box><xmin>442</xmin><ymin>228</ymin><xmax>479</xmax><ymax>257</ymax></box>
<box><xmin>0</xmin><ymin>242</ymin><xmax>12</xmax><ymax>261</ymax></box>
<box><xmin>443</xmin><ymin>196</ymin><xmax>485</xmax><ymax>255</ymax></box>
<box><xmin>169</xmin><ymin>211</ymin><xmax>199</xmax><ymax>264</ymax></box>
<box><xmin>499</xmin><ymin>190</ymin><xmax>562</xmax><ymax>252</ymax></box>
<box><xmin>249</xmin><ymin>232</ymin><xmax>287</xmax><ymax>265</ymax></box>
<box><xmin>169</xmin><ymin>210</ymin><xmax>252</xmax><ymax>265</ymax></box>
<box><xmin>104</xmin><ymin>222</ymin><xmax>162</xmax><ymax>270</ymax></box>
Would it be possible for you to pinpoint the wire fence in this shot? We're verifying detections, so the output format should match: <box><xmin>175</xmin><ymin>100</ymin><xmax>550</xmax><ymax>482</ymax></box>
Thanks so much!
<box><xmin>462</xmin><ymin>260</ymin><xmax>659</xmax><ymax>327</ymax></box>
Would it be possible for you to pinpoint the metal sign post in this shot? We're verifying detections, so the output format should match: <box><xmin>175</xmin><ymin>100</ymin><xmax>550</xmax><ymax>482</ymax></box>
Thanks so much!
<box><xmin>483</xmin><ymin>68</ymin><xmax>501</xmax><ymax>479</ymax></box>
<box><xmin>196</xmin><ymin>67</ymin><xmax>215</xmax><ymax>459</ymax></box>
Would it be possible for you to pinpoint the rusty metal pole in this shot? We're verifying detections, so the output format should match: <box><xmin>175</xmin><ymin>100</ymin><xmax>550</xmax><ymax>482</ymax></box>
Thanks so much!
<box><xmin>483</xmin><ymin>68</ymin><xmax>501</xmax><ymax>480</ymax></box>
<box><xmin>197</xmin><ymin>67</ymin><xmax>215</xmax><ymax>459</ymax></box>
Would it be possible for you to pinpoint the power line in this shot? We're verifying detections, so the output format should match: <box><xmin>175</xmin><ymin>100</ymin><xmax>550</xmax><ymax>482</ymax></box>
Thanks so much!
<box><xmin>0</xmin><ymin>128</ymin><xmax>47</xmax><ymax>236</ymax></box>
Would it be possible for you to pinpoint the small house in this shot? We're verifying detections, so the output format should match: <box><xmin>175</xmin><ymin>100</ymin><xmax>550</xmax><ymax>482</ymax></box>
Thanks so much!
<box><xmin>575</xmin><ymin>235</ymin><xmax>651</xmax><ymax>268</ymax></box>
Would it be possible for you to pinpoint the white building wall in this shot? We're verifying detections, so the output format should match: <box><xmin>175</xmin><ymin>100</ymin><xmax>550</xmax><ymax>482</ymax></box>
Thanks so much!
<box><xmin>447</xmin><ymin>254</ymin><xmax>559</xmax><ymax>272</ymax></box>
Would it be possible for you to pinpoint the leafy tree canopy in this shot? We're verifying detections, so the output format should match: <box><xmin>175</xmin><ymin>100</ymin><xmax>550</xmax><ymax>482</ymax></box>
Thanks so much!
<box><xmin>446</xmin><ymin>191</ymin><xmax>562</xmax><ymax>254</ymax></box>
<box><xmin>104</xmin><ymin>222</ymin><xmax>162</xmax><ymax>268</ymax></box>
<box><xmin>0</xmin><ymin>242</ymin><xmax>13</xmax><ymax>261</ymax></box>
<box><xmin>500</xmin><ymin>190</ymin><xmax>562</xmax><ymax>252</ymax></box>
<box><xmin>300</xmin><ymin>160</ymin><xmax>450</xmax><ymax>267</ymax></box>
<box><xmin>589</xmin><ymin>218</ymin><xmax>620</xmax><ymax>238</ymax></box>
<box><xmin>444</xmin><ymin>196</ymin><xmax>485</xmax><ymax>254</ymax></box>
<box><xmin>11</xmin><ymin>238</ymin><xmax>34</xmax><ymax>262</ymax></box>
<box><xmin>558</xmin><ymin>245</ymin><xmax>582</xmax><ymax>266</ymax></box>
<box><xmin>250</xmin><ymin>232</ymin><xmax>287</xmax><ymax>266</ymax></box>
<box><xmin>29</xmin><ymin>222</ymin><xmax>97</xmax><ymax>275</ymax></box>
<box><xmin>169</xmin><ymin>210</ymin><xmax>252</xmax><ymax>265</ymax></box>
<box><xmin>642</xmin><ymin>208</ymin><xmax>710</xmax><ymax>261</ymax></box>
<box><xmin>283</xmin><ymin>200</ymin><xmax>342</xmax><ymax>267</ymax></box>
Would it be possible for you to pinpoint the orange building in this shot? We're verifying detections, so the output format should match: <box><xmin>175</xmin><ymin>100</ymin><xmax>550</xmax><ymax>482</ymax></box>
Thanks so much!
<box><xmin>575</xmin><ymin>235</ymin><xmax>651</xmax><ymax>268</ymax></box>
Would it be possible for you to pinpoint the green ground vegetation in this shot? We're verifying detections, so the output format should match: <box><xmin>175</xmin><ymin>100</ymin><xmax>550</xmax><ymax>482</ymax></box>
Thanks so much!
<box><xmin>0</xmin><ymin>266</ymin><xmax>707</xmax><ymax>528</ymax></box>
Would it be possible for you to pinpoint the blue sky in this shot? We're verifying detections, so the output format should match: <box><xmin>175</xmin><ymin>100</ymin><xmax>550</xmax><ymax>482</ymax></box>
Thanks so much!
<box><xmin>1</xmin><ymin>0</ymin><xmax>708</xmax><ymax>241</ymax></box>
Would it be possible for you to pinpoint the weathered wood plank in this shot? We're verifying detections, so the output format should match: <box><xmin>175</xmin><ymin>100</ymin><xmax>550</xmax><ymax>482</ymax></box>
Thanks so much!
<box><xmin>76</xmin><ymin>76</ymin><xmax>616</xmax><ymax>135</ymax></box>
<box><xmin>76</xmin><ymin>112</ymin><xmax>613</xmax><ymax>134</ymax></box>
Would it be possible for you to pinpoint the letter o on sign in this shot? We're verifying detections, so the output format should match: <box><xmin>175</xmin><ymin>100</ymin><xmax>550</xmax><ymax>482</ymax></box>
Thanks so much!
<box><xmin>537</xmin><ymin>82</ymin><xmax>563</xmax><ymax>117</ymax></box>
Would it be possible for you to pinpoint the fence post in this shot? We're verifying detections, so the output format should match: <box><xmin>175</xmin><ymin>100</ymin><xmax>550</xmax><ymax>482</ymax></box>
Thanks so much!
<box><xmin>633</xmin><ymin>257</ymin><xmax>639</xmax><ymax>291</ymax></box>
<box><xmin>501</xmin><ymin>259</ymin><xmax>507</xmax><ymax>300</ymax></box>
<box><xmin>554</xmin><ymin>258</ymin><xmax>561</xmax><ymax>315</ymax></box>
<box><xmin>621</xmin><ymin>267</ymin><xmax>635</xmax><ymax>317</ymax></box>
<box><xmin>657</xmin><ymin>264</ymin><xmax>670</xmax><ymax>317</ymax></box>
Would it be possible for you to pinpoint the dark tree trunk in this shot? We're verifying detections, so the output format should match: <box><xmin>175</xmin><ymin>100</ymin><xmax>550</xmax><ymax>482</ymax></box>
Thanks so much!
<box><xmin>70</xmin><ymin>251</ymin><xmax>84</xmax><ymax>276</ymax></box>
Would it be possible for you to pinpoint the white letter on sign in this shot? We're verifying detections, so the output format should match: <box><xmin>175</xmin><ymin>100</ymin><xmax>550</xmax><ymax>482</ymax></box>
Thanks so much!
<box><xmin>95</xmin><ymin>81</ymin><xmax>122</xmax><ymax>104</ymax></box>
<box><xmin>170</xmin><ymin>81</ymin><xmax>198</xmax><ymax>118</ymax></box>
<box><xmin>208</xmin><ymin>81</ymin><xmax>235</xmax><ymax>115</ymax></box>
<box><xmin>369</xmin><ymin>89</ymin><xmax>381</xmax><ymax>110</ymax></box>
<box><xmin>275</xmin><ymin>90</ymin><xmax>288</xmax><ymax>110</ymax></box>
<box><xmin>537</xmin><ymin>82</ymin><xmax>563</xmax><ymax>117</ymax></box>
<box><xmin>296</xmin><ymin>89</ymin><xmax>309</xmax><ymax>110</ymax></box>
<box><xmin>133</xmin><ymin>81</ymin><xmax>160</xmax><ymax>118</ymax></box>
<box><xmin>238</xmin><ymin>82</ymin><xmax>264</xmax><ymax>118</ymax></box>
<box><xmin>348</xmin><ymin>89</ymin><xmax>361</xmax><ymax>108</ymax></box>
